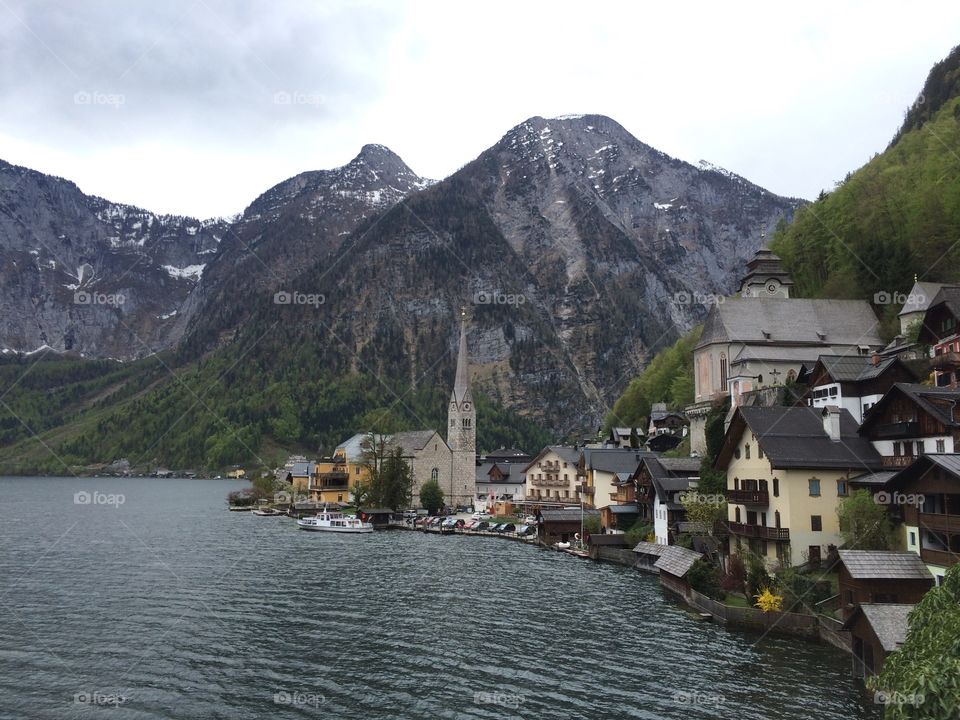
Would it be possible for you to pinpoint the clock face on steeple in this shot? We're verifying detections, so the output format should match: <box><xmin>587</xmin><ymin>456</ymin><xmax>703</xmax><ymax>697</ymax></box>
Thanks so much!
<box><xmin>462</xmin><ymin>402</ymin><xmax>471</xmax><ymax>411</ymax></box>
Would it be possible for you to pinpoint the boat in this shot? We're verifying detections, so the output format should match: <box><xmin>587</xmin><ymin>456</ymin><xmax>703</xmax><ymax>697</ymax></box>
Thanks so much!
<box><xmin>297</xmin><ymin>510</ymin><xmax>374</xmax><ymax>533</ymax></box>
<box><xmin>252</xmin><ymin>507</ymin><xmax>282</xmax><ymax>516</ymax></box>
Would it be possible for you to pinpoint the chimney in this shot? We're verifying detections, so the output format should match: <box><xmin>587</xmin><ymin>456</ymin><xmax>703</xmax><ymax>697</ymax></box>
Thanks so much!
<box><xmin>822</xmin><ymin>406</ymin><xmax>841</xmax><ymax>441</ymax></box>
<box><xmin>871</xmin><ymin>353</ymin><xmax>881</xmax><ymax>367</ymax></box>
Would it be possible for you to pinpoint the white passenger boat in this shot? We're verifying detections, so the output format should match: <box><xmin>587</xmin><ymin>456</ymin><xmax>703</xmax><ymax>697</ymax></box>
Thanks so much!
<box><xmin>297</xmin><ymin>510</ymin><xmax>374</xmax><ymax>533</ymax></box>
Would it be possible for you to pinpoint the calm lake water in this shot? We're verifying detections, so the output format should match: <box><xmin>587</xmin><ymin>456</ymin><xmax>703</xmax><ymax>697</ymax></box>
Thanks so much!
<box><xmin>0</xmin><ymin>477</ymin><xmax>879</xmax><ymax>720</ymax></box>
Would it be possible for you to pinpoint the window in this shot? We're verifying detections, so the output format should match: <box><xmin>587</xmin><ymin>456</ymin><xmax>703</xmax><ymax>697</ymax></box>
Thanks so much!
<box><xmin>745</xmin><ymin>444</ymin><xmax>751</xmax><ymax>459</ymax></box>
<box><xmin>450</xmin><ymin>419</ymin><xmax>456</xmax><ymax>427</ymax></box>
<box><xmin>463</xmin><ymin>418</ymin><xmax>471</xmax><ymax>428</ymax></box>
<box><xmin>837</xmin><ymin>479</ymin><xmax>848</xmax><ymax>497</ymax></box>
<box><xmin>758</xmin><ymin>445</ymin><xmax>764</xmax><ymax>459</ymax></box>
<box><xmin>811</xmin><ymin>515</ymin><xmax>822</xmax><ymax>531</ymax></box>
<box><xmin>916</xmin><ymin>440</ymin><xmax>925</xmax><ymax>456</ymax></box>
<box><xmin>937</xmin><ymin>439</ymin><xmax>946</xmax><ymax>453</ymax></box>
<box><xmin>337</xmin><ymin>494</ymin><xmax>343</xmax><ymax>502</ymax></box>
<box><xmin>774</xmin><ymin>511</ymin><xmax>781</xmax><ymax>528</ymax></box>
<box><xmin>808</xmin><ymin>478</ymin><xmax>821</xmax><ymax>497</ymax></box>
<box><xmin>909</xmin><ymin>531</ymin><xmax>916</xmax><ymax>547</ymax></box>
<box><xmin>720</xmin><ymin>354</ymin><xmax>728</xmax><ymax>388</ymax></box>
<box><xmin>734</xmin><ymin>448</ymin><xmax>741</xmax><ymax>460</ymax></box>
<box><xmin>735</xmin><ymin>507</ymin><xmax>741</xmax><ymax>523</ymax></box>
<box><xmin>431</xmin><ymin>468</ymin><xmax>439</xmax><ymax>482</ymax></box>
<box><xmin>772</xmin><ymin>478</ymin><xmax>779</xmax><ymax>497</ymax></box>
<box><xmin>893</xmin><ymin>441</ymin><xmax>902</xmax><ymax>456</ymax></box>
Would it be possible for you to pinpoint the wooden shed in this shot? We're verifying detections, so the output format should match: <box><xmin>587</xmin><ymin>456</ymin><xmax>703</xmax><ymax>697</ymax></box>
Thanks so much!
<box><xmin>837</xmin><ymin>550</ymin><xmax>934</xmax><ymax>620</ymax></box>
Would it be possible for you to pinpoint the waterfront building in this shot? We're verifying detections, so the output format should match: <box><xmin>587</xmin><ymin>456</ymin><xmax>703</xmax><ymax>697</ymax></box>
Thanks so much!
<box><xmin>538</xmin><ymin>507</ymin><xmax>600</xmax><ymax>545</ymax></box>
<box><xmin>843</xmin><ymin>604</ymin><xmax>914</xmax><ymax>679</ymax></box>
<box><xmin>523</xmin><ymin>446</ymin><xmax>582</xmax><ymax>504</ymax></box>
<box><xmin>634</xmin><ymin>456</ymin><xmax>701</xmax><ymax>545</ymax></box>
<box><xmin>654</xmin><ymin>545</ymin><xmax>705</xmax><ymax>598</ymax></box>
<box><xmin>716</xmin><ymin>405</ymin><xmax>883</xmax><ymax>569</ymax></box>
<box><xmin>578</xmin><ymin>448</ymin><xmax>649</xmax><ymax>524</ymax></box>
<box><xmin>836</xmin><ymin>550</ymin><xmax>934</xmax><ymax>621</ymax></box>
<box><xmin>475</xmin><ymin>458</ymin><xmax>527</xmax><ymax>511</ymax></box>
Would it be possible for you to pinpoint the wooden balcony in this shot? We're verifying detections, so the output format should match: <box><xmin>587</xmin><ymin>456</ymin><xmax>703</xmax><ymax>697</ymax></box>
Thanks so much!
<box><xmin>920</xmin><ymin>547</ymin><xmax>958</xmax><ymax>568</ymax></box>
<box><xmin>881</xmin><ymin>455</ymin><xmax>915</xmax><ymax>468</ymax></box>
<box><xmin>918</xmin><ymin>512</ymin><xmax>960</xmax><ymax>534</ymax></box>
<box><xmin>873</xmin><ymin>421</ymin><xmax>920</xmax><ymax>439</ymax></box>
<box><xmin>726</xmin><ymin>489</ymin><xmax>769</xmax><ymax>507</ymax></box>
<box><xmin>727</xmin><ymin>521</ymin><xmax>790</xmax><ymax>541</ymax></box>
<box><xmin>931</xmin><ymin>351</ymin><xmax>960</xmax><ymax>370</ymax></box>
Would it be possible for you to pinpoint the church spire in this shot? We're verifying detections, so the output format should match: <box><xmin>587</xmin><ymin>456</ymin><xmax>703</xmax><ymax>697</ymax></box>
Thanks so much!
<box><xmin>452</xmin><ymin>308</ymin><xmax>471</xmax><ymax>404</ymax></box>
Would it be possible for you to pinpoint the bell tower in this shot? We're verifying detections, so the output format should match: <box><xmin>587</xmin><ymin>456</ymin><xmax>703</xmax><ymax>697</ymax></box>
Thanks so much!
<box><xmin>447</xmin><ymin>309</ymin><xmax>476</xmax><ymax>506</ymax></box>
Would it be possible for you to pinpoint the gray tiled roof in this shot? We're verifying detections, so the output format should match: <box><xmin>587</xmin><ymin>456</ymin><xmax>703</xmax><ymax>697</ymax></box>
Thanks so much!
<box><xmin>838</xmin><ymin>550</ymin><xmax>934</xmax><ymax>580</ymax></box>
<box><xmin>815</xmin><ymin>354</ymin><xmax>901</xmax><ymax>382</ymax></box>
<box><xmin>864</xmin><ymin>384</ymin><xmax>960</xmax><ymax>430</ymax></box>
<box><xmin>657</xmin><ymin>457</ymin><xmax>702</xmax><ymax>474</ymax></box>
<box><xmin>632</xmin><ymin>541</ymin><xmax>666</xmax><ymax>556</ymax></box>
<box><xmin>898</xmin><ymin>282</ymin><xmax>948</xmax><ymax>316</ymax></box>
<box><xmin>389</xmin><ymin>430</ymin><xmax>441</xmax><ymax>454</ymax></box>
<box><xmin>583</xmin><ymin>448</ymin><xmax>650</xmax><ymax>474</ymax></box>
<box><xmin>654</xmin><ymin>545</ymin><xmax>704</xmax><ymax>578</ymax></box>
<box><xmin>729</xmin><ymin>406</ymin><xmax>882</xmax><ymax>471</ymax></box>
<box><xmin>607</xmin><ymin>504</ymin><xmax>639</xmax><ymax>514</ymax></box>
<box><xmin>540</xmin><ymin>508</ymin><xmax>600</xmax><ymax>523</ymax></box>
<box><xmin>848</xmin><ymin>470</ymin><xmax>896</xmax><ymax>486</ymax></box>
<box><xmin>849</xmin><ymin>604</ymin><xmax>915</xmax><ymax>652</ymax></box>
<box><xmin>697</xmin><ymin>297</ymin><xmax>883</xmax><ymax>349</ymax></box>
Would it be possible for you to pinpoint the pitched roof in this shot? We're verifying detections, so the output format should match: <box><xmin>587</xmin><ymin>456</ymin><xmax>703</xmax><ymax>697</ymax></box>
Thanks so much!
<box><xmin>583</xmin><ymin>448</ymin><xmax>651</xmax><ymax>474</ymax></box>
<box><xmin>718</xmin><ymin>406</ymin><xmax>882</xmax><ymax>471</ymax></box>
<box><xmin>539</xmin><ymin>508</ymin><xmax>600</xmax><ymax>523</ymax></box>
<box><xmin>813</xmin><ymin>354</ymin><xmax>907</xmax><ymax>383</ymax></box>
<box><xmin>484</xmin><ymin>448</ymin><xmax>530</xmax><ymax>461</ymax></box>
<box><xmin>607</xmin><ymin>504</ymin><xmax>640</xmax><ymax>514</ymax></box>
<box><xmin>888</xmin><ymin>453</ymin><xmax>960</xmax><ymax>490</ymax></box>
<box><xmin>389</xmin><ymin>430</ymin><xmax>442</xmax><ymax>454</ymax></box>
<box><xmin>861</xmin><ymin>383</ymin><xmax>960</xmax><ymax>431</ymax></box>
<box><xmin>289</xmin><ymin>461</ymin><xmax>315</xmax><ymax>476</ymax></box>
<box><xmin>837</xmin><ymin>550</ymin><xmax>934</xmax><ymax>581</ymax></box>
<box><xmin>522</xmin><ymin>445</ymin><xmax>581</xmax><ymax>472</ymax></box>
<box><xmin>654</xmin><ymin>545</ymin><xmax>704</xmax><ymax>578</ymax></box>
<box><xmin>697</xmin><ymin>297</ymin><xmax>883</xmax><ymax>349</ymax></box>
<box><xmin>657</xmin><ymin>457</ymin><xmax>702</xmax><ymax>474</ymax></box>
<box><xmin>843</xmin><ymin>604</ymin><xmax>915</xmax><ymax>652</ymax></box>
<box><xmin>848</xmin><ymin>470</ymin><xmax>896</xmax><ymax>486</ymax></box>
<box><xmin>452</xmin><ymin>313</ymin><xmax>471</xmax><ymax>404</ymax></box>
<box><xmin>632</xmin><ymin>541</ymin><xmax>666</xmax><ymax>556</ymax></box>
<box><xmin>898</xmin><ymin>282</ymin><xmax>948</xmax><ymax>317</ymax></box>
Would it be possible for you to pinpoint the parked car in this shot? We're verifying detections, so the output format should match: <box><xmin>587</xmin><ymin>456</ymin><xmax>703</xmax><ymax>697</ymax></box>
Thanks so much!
<box><xmin>523</xmin><ymin>515</ymin><xmax>537</xmax><ymax>525</ymax></box>
<box><xmin>499</xmin><ymin>523</ymin><xmax>516</xmax><ymax>534</ymax></box>
<box><xmin>475</xmin><ymin>521</ymin><xmax>490</xmax><ymax>532</ymax></box>
<box><xmin>471</xmin><ymin>511</ymin><xmax>491</xmax><ymax>521</ymax></box>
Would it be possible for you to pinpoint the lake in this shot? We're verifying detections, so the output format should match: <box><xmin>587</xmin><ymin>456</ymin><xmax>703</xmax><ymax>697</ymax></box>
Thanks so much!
<box><xmin>0</xmin><ymin>477</ymin><xmax>879</xmax><ymax>719</ymax></box>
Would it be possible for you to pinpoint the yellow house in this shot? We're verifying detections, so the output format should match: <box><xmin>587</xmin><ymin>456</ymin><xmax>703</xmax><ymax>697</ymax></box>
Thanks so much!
<box><xmin>717</xmin><ymin>405</ymin><xmax>884</xmax><ymax>569</ymax></box>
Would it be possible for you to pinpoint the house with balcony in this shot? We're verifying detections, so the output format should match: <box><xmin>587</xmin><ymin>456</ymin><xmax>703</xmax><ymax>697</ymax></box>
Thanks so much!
<box><xmin>308</xmin><ymin>451</ymin><xmax>353</xmax><ymax>504</ymax></box>
<box><xmin>600</xmin><ymin>473</ymin><xmax>640</xmax><ymax>531</ymax></box>
<box><xmin>716</xmin><ymin>405</ymin><xmax>884</xmax><ymax>569</ymax></box>
<box><xmin>523</xmin><ymin>446</ymin><xmax>581</xmax><ymax>505</ymax></box>
<box><xmin>803</xmin><ymin>354</ymin><xmax>918</xmax><ymax>423</ymax></box>
<box><xmin>885</xmin><ymin>454</ymin><xmax>960</xmax><ymax>582</ymax></box>
<box><xmin>917</xmin><ymin>284</ymin><xmax>960</xmax><ymax>388</ymax></box>
<box><xmin>578</xmin><ymin>448</ymin><xmax>650</xmax><ymax>525</ymax></box>
<box><xmin>858</xmin><ymin>383</ymin><xmax>960</xmax><ymax>466</ymax></box>
<box><xmin>633</xmin><ymin>456</ymin><xmax>701</xmax><ymax>545</ymax></box>
<box><xmin>284</xmin><ymin>459</ymin><xmax>316</xmax><ymax>493</ymax></box>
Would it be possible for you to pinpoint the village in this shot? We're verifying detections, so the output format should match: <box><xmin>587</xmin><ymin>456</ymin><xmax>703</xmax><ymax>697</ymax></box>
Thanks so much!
<box><xmin>235</xmin><ymin>249</ymin><xmax>960</xmax><ymax>702</ymax></box>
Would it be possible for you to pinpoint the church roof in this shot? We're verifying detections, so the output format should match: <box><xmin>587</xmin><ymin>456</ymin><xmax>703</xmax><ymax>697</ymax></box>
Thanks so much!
<box><xmin>898</xmin><ymin>282</ymin><xmax>950</xmax><ymax>317</ymax></box>
<box><xmin>389</xmin><ymin>430</ymin><xmax>442</xmax><ymax>455</ymax></box>
<box><xmin>697</xmin><ymin>297</ymin><xmax>883</xmax><ymax>349</ymax></box>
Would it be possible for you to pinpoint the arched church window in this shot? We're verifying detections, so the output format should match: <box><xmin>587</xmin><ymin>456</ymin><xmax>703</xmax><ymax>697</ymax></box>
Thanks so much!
<box><xmin>431</xmin><ymin>468</ymin><xmax>439</xmax><ymax>482</ymax></box>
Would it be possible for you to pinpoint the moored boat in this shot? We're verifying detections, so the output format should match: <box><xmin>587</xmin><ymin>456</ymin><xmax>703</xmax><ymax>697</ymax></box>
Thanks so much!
<box><xmin>252</xmin><ymin>507</ymin><xmax>282</xmax><ymax>516</ymax></box>
<box><xmin>297</xmin><ymin>510</ymin><xmax>374</xmax><ymax>533</ymax></box>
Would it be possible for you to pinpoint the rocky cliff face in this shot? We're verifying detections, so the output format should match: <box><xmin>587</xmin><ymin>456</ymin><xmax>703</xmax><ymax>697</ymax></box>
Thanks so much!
<box><xmin>0</xmin><ymin>159</ymin><xmax>227</xmax><ymax>358</ymax></box>
<box><xmin>276</xmin><ymin>114</ymin><xmax>803</xmax><ymax>432</ymax></box>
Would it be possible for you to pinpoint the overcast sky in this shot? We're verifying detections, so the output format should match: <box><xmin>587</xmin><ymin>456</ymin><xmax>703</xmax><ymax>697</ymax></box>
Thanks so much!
<box><xmin>1</xmin><ymin>0</ymin><xmax>958</xmax><ymax>218</ymax></box>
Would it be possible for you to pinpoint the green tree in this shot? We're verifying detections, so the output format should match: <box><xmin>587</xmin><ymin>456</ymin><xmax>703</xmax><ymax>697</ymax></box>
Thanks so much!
<box><xmin>837</xmin><ymin>489</ymin><xmax>895</xmax><ymax>550</ymax></box>
<box><xmin>872</xmin><ymin>564</ymin><xmax>960</xmax><ymax>719</ymax></box>
<box><xmin>688</xmin><ymin>558</ymin><xmax>723</xmax><ymax>600</ymax></box>
<box><xmin>377</xmin><ymin>447</ymin><xmax>414</xmax><ymax>510</ymax></box>
<box><xmin>419</xmin><ymin>479</ymin><xmax>445</xmax><ymax>515</ymax></box>
<box><xmin>680</xmin><ymin>491</ymin><xmax>727</xmax><ymax>539</ymax></box>
<box><xmin>629</xmin><ymin>426</ymin><xmax>640</xmax><ymax>449</ymax></box>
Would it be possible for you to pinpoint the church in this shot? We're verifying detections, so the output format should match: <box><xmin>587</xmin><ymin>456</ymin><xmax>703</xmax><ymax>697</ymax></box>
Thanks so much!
<box><xmin>338</xmin><ymin>311</ymin><xmax>477</xmax><ymax>508</ymax></box>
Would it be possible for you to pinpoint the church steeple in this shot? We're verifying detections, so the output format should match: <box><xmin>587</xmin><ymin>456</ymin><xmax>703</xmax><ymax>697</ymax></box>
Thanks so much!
<box><xmin>452</xmin><ymin>308</ymin><xmax>472</xmax><ymax>405</ymax></box>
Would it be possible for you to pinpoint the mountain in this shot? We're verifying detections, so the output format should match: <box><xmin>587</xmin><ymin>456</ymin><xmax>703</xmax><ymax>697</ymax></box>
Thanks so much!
<box><xmin>241</xmin><ymin>114</ymin><xmax>801</xmax><ymax>432</ymax></box>
<box><xmin>0</xmin><ymin>115</ymin><xmax>802</xmax><ymax>472</ymax></box>
<box><xmin>0</xmin><ymin>159</ymin><xmax>228</xmax><ymax>359</ymax></box>
<box><xmin>771</xmin><ymin>44</ymin><xmax>960</xmax><ymax>334</ymax></box>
